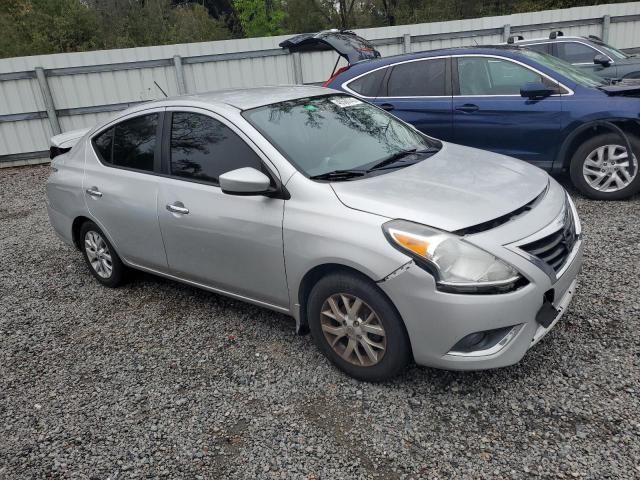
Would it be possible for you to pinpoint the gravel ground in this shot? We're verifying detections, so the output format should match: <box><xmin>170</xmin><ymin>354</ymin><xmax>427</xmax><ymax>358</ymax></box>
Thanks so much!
<box><xmin>1</xmin><ymin>165</ymin><xmax>639</xmax><ymax>480</ymax></box>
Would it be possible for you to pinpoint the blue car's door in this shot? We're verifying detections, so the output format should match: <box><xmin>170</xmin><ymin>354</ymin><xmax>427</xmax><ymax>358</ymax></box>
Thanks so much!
<box><xmin>452</xmin><ymin>55</ymin><xmax>565</xmax><ymax>169</ymax></box>
<box><xmin>370</xmin><ymin>56</ymin><xmax>454</xmax><ymax>141</ymax></box>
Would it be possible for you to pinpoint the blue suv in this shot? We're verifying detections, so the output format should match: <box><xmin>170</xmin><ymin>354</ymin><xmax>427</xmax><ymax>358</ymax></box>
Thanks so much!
<box><xmin>286</xmin><ymin>32</ymin><xmax>640</xmax><ymax>200</ymax></box>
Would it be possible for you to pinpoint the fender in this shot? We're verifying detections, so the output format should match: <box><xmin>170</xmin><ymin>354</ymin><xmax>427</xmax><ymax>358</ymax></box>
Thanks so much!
<box><xmin>554</xmin><ymin>114</ymin><xmax>640</xmax><ymax>172</ymax></box>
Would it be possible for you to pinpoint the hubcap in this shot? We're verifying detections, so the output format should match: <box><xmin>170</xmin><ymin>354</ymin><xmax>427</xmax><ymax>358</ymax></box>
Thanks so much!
<box><xmin>84</xmin><ymin>231</ymin><xmax>113</xmax><ymax>279</ymax></box>
<box><xmin>320</xmin><ymin>293</ymin><xmax>387</xmax><ymax>367</ymax></box>
<box><xmin>583</xmin><ymin>144</ymin><xmax>638</xmax><ymax>193</ymax></box>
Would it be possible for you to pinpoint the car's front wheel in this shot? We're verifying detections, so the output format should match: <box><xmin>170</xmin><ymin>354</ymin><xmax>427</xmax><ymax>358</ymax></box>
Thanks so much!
<box><xmin>307</xmin><ymin>272</ymin><xmax>411</xmax><ymax>381</ymax></box>
<box><xmin>569</xmin><ymin>132</ymin><xmax>640</xmax><ymax>200</ymax></box>
<box><xmin>80</xmin><ymin>221</ymin><xmax>127</xmax><ymax>287</ymax></box>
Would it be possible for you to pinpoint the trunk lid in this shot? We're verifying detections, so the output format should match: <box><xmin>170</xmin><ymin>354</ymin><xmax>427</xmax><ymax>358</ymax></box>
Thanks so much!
<box><xmin>279</xmin><ymin>30</ymin><xmax>381</xmax><ymax>65</ymax></box>
<box><xmin>49</xmin><ymin>127</ymin><xmax>90</xmax><ymax>159</ymax></box>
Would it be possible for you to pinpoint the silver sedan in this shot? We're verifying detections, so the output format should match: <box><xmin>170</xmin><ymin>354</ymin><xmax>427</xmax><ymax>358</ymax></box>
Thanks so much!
<box><xmin>46</xmin><ymin>86</ymin><xmax>583</xmax><ymax>381</ymax></box>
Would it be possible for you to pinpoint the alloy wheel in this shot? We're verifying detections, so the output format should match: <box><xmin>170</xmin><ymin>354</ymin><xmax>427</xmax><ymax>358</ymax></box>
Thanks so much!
<box><xmin>320</xmin><ymin>293</ymin><xmax>387</xmax><ymax>367</ymax></box>
<box><xmin>582</xmin><ymin>144</ymin><xmax>638</xmax><ymax>193</ymax></box>
<box><xmin>84</xmin><ymin>230</ymin><xmax>113</xmax><ymax>279</ymax></box>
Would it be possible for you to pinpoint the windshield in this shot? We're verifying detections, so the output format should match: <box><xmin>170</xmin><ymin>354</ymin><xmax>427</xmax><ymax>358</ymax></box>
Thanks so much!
<box><xmin>592</xmin><ymin>41</ymin><xmax>628</xmax><ymax>60</ymax></box>
<box><xmin>243</xmin><ymin>95</ymin><xmax>438</xmax><ymax>178</ymax></box>
<box><xmin>520</xmin><ymin>49</ymin><xmax>607</xmax><ymax>87</ymax></box>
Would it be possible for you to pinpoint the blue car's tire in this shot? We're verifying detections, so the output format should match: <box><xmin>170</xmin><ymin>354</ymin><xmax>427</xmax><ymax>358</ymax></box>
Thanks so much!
<box><xmin>569</xmin><ymin>132</ymin><xmax>640</xmax><ymax>200</ymax></box>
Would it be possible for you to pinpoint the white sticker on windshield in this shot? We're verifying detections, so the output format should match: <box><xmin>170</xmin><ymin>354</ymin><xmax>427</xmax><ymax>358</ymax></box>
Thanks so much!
<box><xmin>330</xmin><ymin>97</ymin><xmax>363</xmax><ymax>108</ymax></box>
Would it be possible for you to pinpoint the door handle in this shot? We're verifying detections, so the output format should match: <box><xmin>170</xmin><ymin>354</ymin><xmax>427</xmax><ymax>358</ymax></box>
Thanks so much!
<box><xmin>455</xmin><ymin>104</ymin><xmax>480</xmax><ymax>113</ymax></box>
<box><xmin>85</xmin><ymin>187</ymin><xmax>103</xmax><ymax>198</ymax></box>
<box><xmin>379</xmin><ymin>103</ymin><xmax>395</xmax><ymax>111</ymax></box>
<box><xmin>166</xmin><ymin>202</ymin><xmax>189</xmax><ymax>215</ymax></box>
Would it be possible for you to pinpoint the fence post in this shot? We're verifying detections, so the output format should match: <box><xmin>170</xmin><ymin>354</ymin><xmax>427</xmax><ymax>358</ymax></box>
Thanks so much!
<box><xmin>602</xmin><ymin>15</ymin><xmax>611</xmax><ymax>43</ymax></box>
<box><xmin>173</xmin><ymin>55</ymin><xmax>187</xmax><ymax>95</ymax></box>
<box><xmin>403</xmin><ymin>34</ymin><xmax>412</xmax><ymax>53</ymax></box>
<box><xmin>34</xmin><ymin>67</ymin><xmax>61</xmax><ymax>136</ymax></box>
<box><xmin>503</xmin><ymin>24</ymin><xmax>511</xmax><ymax>41</ymax></box>
<box><xmin>292</xmin><ymin>52</ymin><xmax>303</xmax><ymax>85</ymax></box>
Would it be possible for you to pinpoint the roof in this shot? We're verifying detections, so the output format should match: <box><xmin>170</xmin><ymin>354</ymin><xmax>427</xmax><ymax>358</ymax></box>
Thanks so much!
<box><xmin>183</xmin><ymin>85</ymin><xmax>333</xmax><ymax>110</ymax></box>
<box><xmin>342</xmin><ymin>45</ymin><xmax>527</xmax><ymax>75</ymax></box>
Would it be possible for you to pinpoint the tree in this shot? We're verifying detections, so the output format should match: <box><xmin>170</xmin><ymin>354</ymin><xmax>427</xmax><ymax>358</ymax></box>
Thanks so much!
<box><xmin>234</xmin><ymin>0</ymin><xmax>286</xmax><ymax>37</ymax></box>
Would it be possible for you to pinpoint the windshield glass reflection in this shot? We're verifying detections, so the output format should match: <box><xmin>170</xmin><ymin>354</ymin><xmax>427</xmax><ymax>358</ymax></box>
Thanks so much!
<box><xmin>243</xmin><ymin>95</ymin><xmax>438</xmax><ymax>177</ymax></box>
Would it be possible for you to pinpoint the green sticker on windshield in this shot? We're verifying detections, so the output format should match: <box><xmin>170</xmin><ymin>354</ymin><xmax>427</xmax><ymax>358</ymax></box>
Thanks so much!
<box><xmin>303</xmin><ymin>105</ymin><xmax>318</xmax><ymax>112</ymax></box>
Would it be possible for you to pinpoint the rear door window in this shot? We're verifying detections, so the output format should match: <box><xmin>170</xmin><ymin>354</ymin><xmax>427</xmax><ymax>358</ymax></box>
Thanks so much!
<box><xmin>170</xmin><ymin>112</ymin><xmax>263</xmax><ymax>185</ymax></box>
<box><xmin>92</xmin><ymin>113</ymin><xmax>158</xmax><ymax>172</ymax></box>
<box><xmin>347</xmin><ymin>68</ymin><xmax>387</xmax><ymax>97</ymax></box>
<box><xmin>386</xmin><ymin>58</ymin><xmax>447</xmax><ymax>97</ymax></box>
<box><xmin>93</xmin><ymin>128</ymin><xmax>113</xmax><ymax>163</ymax></box>
<box><xmin>556</xmin><ymin>42</ymin><xmax>600</xmax><ymax>64</ymax></box>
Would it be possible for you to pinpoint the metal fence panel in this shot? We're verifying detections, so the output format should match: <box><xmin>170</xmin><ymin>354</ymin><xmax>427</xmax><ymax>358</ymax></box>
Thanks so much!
<box><xmin>2</xmin><ymin>2</ymin><xmax>640</xmax><ymax>161</ymax></box>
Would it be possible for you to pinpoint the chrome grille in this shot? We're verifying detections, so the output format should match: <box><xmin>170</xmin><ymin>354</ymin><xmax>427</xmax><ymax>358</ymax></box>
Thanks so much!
<box><xmin>519</xmin><ymin>204</ymin><xmax>577</xmax><ymax>273</ymax></box>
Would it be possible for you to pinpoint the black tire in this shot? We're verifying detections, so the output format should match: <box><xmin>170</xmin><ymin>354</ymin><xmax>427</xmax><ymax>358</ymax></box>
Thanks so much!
<box><xmin>569</xmin><ymin>132</ymin><xmax>640</xmax><ymax>200</ymax></box>
<box><xmin>307</xmin><ymin>272</ymin><xmax>411</xmax><ymax>382</ymax></box>
<box><xmin>79</xmin><ymin>221</ymin><xmax>127</xmax><ymax>287</ymax></box>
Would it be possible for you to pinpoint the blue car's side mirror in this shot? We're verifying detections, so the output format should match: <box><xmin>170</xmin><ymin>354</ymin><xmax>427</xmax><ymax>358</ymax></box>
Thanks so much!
<box><xmin>520</xmin><ymin>82</ymin><xmax>556</xmax><ymax>100</ymax></box>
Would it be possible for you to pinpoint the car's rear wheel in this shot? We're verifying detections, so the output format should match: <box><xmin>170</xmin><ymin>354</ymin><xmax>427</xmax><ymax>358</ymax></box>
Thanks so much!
<box><xmin>80</xmin><ymin>221</ymin><xmax>126</xmax><ymax>287</ymax></box>
<box><xmin>569</xmin><ymin>132</ymin><xmax>640</xmax><ymax>200</ymax></box>
<box><xmin>307</xmin><ymin>272</ymin><xmax>411</xmax><ymax>381</ymax></box>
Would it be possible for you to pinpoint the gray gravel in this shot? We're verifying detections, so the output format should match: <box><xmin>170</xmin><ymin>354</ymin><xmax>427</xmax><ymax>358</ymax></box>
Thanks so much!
<box><xmin>1</xmin><ymin>165</ymin><xmax>639</xmax><ymax>479</ymax></box>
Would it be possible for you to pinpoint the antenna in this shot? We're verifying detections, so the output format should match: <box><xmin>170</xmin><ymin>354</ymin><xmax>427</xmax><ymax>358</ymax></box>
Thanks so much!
<box><xmin>472</xmin><ymin>37</ymin><xmax>479</xmax><ymax>46</ymax></box>
<box><xmin>154</xmin><ymin>81</ymin><xmax>168</xmax><ymax>98</ymax></box>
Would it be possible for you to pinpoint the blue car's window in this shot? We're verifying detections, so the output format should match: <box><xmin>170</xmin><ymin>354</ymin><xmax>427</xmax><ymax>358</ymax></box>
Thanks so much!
<box><xmin>387</xmin><ymin>58</ymin><xmax>447</xmax><ymax>97</ymax></box>
<box><xmin>458</xmin><ymin>57</ymin><xmax>546</xmax><ymax>95</ymax></box>
<box><xmin>557</xmin><ymin>42</ymin><xmax>598</xmax><ymax>64</ymax></box>
<box><xmin>243</xmin><ymin>95</ymin><xmax>437</xmax><ymax>178</ymax></box>
<box><xmin>348</xmin><ymin>68</ymin><xmax>387</xmax><ymax>97</ymax></box>
<box><xmin>520</xmin><ymin>49</ymin><xmax>606</xmax><ymax>87</ymax></box>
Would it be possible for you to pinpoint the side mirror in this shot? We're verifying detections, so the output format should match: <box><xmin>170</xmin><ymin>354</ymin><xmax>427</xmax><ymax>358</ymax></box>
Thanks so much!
<box><xmin>219</xmin><ymin>167</ymin><xmax>271</xmax><ymax>196</ymax></box>
<box><xmin>593</xmin><ymin>54</ymin><xmax>611</xmax><ymax>68</ymax></box>
<box><xmin>520</xmin><ymin>82</ymin><xmax>556</xmax><ymax>99</ymax></box>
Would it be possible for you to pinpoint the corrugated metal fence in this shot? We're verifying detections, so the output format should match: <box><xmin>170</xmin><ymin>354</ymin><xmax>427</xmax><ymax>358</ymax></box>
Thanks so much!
<box><xmin>2</xmin><ymin>1</ymin><xmax>640</xmax><ymax>165</ymax></box>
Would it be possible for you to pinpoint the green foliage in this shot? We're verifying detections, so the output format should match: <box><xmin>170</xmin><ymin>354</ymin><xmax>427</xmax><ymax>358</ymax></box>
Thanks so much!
<box><xmin>0</xmin><ymin>0</ymin><xmax>230</xmax><ymax>58</ymax></box>
<box><xmin>234</xmin><ymin>0</ymin><xmax>287</xmax><ymax>37</ymax></box>
<box><xmin>0</xmin><ymin>0</ymin><xmax>630</xmax><ymax>59</ymax></box>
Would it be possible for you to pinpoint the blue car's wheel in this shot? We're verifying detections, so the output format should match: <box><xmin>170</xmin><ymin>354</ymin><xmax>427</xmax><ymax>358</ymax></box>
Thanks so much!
<box><xmin>570</xmin><ymin>133</ymin><xmax>640</xmax><ymax>200</ymax></box>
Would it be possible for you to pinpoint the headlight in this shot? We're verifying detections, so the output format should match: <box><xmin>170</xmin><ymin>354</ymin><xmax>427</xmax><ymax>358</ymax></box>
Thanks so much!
<box><xmin>383</xmin><ymin>220</ymin><xmax>525</xmax><ymax>293</ymax></box>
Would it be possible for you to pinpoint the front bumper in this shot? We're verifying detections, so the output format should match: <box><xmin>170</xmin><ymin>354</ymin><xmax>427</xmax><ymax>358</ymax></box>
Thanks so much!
<box><xmin>378</xmin><ymin>237</ymin><xmax>583</xmax><ymax>371</ymax></box>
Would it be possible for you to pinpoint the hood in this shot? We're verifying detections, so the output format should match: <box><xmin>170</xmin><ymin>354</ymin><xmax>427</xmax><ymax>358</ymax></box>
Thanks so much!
<box><xmin>599</xmin><ymin>81</ymin><xmax>640</xmax><ymax>96</ymax></box>
<box><xmin>330</xmin><ymin>143</ymin><xmax>549</xmax><ymax>232</ymax></box>
<box><xmin>614</xmin><ymin>55</ymin><xmax>640</xmax><ymax>66</ymax></box>
<box><xmin>280</xmin><ymin>30</ymin><xmax>381</xmax><ymax>65</ymax></box>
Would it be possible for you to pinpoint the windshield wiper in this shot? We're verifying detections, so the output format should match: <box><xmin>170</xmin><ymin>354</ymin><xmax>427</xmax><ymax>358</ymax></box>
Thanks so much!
<box><xmin>366</xmin><ymin>147</ymin><xmax>440</xmax><ymax>172</ymax></box>
<box><xmin>309</xmin><ymin>169</ymin><xmax>367</xmax><ymax>181</ymax></box>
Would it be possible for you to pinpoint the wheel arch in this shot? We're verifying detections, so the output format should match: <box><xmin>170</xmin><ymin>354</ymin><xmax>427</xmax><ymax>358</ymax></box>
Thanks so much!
<box><xmin>71</xmin><ymin>216</ymin><xmax>92</xmax><ymax>250</ymax></box>
<box><xmin>295</xmin><ymin>262</ymin><xmax>405</xmax><ymax>337</ymax></box>
<box><xmin>556</xmin><ymin>118</ymin><xmax>640</xmax><ymax>171</ymax></box>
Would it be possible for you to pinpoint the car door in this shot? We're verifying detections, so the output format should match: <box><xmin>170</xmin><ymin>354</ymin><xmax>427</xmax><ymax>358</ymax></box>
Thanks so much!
<box><xmin>155</xmin><ymin>107</ymin><xmax>289</xmax><ymax>308</ymax></box>
<box><xmin>83</xmin><ymin>109</ymin><xmax>168</xmax><ymax>271</ymax></box>
<box><xmin>452</xmin><ymin>55</ymin><xmax>564</xmax><ymax>168</ymax></box>
<box><xmin>370</xmin><ymin>57</ymin><xmax>454</xmax><ymax>141</ymax></box>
